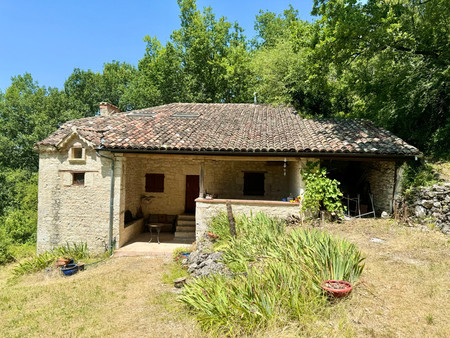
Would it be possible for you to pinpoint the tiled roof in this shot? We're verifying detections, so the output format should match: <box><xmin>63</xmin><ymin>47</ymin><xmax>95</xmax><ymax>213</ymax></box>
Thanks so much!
<box><xmin>38</xmin><ymin>103</ymin><xmax>420</xmax><ymax>156</ymax></box>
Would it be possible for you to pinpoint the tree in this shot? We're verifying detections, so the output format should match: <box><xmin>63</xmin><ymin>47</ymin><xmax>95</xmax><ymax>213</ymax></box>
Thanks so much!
<box><xmin>122</xmin><ymin>0</ymin><xmax>254</xmax><ymax>107</ymax></box>
<box><xmin>309</xmin><ymin>0</ymin><xmax>450</xmax><ymax>156</ymax></box>
<box><xmin>65</xmin><ymin>61</ymin><xmax>137</xmax><ymax>114</ymax></box>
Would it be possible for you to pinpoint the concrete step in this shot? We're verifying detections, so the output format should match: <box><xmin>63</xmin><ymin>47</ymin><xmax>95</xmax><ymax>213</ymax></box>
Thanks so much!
<box><xmin>177</xmin><ymin>220</ymin><xmax>195</xmax><ymax>226</ymax></box>
<box><xmin>178</xmin><ymin>214</ymin><xmax>195</xmax><ymax>221</ymax></box>
<box><xmin>174</xmin><ymin>231</ymin><xmax>196</xmax><ymax>239</ymax></box>
<box><xmin>177</xmin><ymin>225</ymin><xmax>195</xmax><ymax>232</ymax></box>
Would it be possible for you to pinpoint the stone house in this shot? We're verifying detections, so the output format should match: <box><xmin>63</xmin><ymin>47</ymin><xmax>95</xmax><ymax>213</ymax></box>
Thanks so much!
<box><xmin>35</xmin><ymin>103</ymin><xmax>420</xmax><ymax>253</ymax></box>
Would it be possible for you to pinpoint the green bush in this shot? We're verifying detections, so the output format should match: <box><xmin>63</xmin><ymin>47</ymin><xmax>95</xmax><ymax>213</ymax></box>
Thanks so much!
<box><xmin>179</xmin><ymin>213</ymin><xmax>365</xmax><ymax>334</ymax></box>
<box><xmin>402</xmin><ymin>161</ymin><xmax>440</xmax><ymax>193</ymax></box>
<box><xmin>13</xmin><ymin>242</ymin><xmax>90</xmax><ymax>275</ymax></box>
<box><xmin>0</xmin><ymin>230</ymin><xmax>13</xmax><ymax>265</ymax></box>
<box><xmin>0</xmin><ymin>170</ymin><xmax>38</xmax><ymax>244</ymax></box>
<box><xmin>301</xmin><ymin>161</ymin><xmax>345</xmax><ymax>219</ymax></box>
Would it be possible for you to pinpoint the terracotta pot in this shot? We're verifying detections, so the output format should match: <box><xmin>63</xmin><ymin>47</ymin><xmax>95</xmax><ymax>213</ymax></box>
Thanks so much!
<box><xmin>55</xmin><ymin>258</ymin><xmax>70</xmax><ymax>268</ymax></box>
<box><xmin>321</xmin><ymin>280</ymin><xmax>353</xmax><ymax>298</ymax></box>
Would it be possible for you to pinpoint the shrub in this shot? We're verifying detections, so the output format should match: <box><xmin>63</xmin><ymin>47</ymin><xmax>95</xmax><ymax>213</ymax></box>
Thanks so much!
<box><xmin>179</xmin><ymin>213</ymin><xmax>365</xmax><ymax>334</ymax></box>
<box><xmin>301</xmin><ymin>161</ymin><xmax>345</xmax><ymax>219</ymax></box>
<box><xmin>13</xmin><ymin>242</ymin><xmax>90</xmax><ymax>275</ymax></box>
<box><xmin>0</xmin><ymin>230</ymin><xmax>13</xmax><ymax>265</ymax></box>
<box><xmin>402</xmin><ymin>161</ymin><xmax>441</xmax><ymax>193</ymax></box>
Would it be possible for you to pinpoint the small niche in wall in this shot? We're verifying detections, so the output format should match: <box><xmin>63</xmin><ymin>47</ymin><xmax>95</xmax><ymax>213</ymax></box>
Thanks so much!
<box><xmin>72</xmin><ymin>172</ymin><xmax>85</xmax><ymax>186</ymax></box>
<box><xmin>69</xmin><ymin>144</ymin><xmax>86</xmax><ymax>163</ymax></box>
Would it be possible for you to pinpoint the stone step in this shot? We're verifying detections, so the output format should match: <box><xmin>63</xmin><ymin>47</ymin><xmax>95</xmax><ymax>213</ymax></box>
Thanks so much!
<box><xmin>178</xmin><ymin>214</ymin><xmax>195</xmax><ymax>221</ymax></box>
<box><xmin>177</xmin><ymin>225</ymin><xmax>195</xmax><ymax>232</ymax></box>
<box><xmin>177</xmin><ymin>220</ymin><xmax>195</xmax><ymax>226</ymax></box>
<box><xmin>174</xmin><ymin>231</ymin><xmax>196</xmax><ymax>239</ymax></box>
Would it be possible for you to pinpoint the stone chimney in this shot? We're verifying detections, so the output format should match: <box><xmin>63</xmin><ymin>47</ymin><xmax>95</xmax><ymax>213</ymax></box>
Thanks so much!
<box><xmin>99</xmin><ymin>102</ymin><xmax>120</xmax><ymax>116</ymax></box>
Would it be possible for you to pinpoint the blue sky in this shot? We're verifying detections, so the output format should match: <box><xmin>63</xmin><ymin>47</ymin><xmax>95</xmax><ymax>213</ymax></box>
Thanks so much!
<box><xmin>0</xmin><ymin>1</ymin><xmax>315</xmax><ymax>92</ymax></box>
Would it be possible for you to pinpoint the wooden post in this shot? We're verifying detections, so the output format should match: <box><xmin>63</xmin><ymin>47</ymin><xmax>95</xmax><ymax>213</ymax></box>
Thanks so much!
<box><xmin>226</xmin><ymin>200</ymin><xmax>237</xmax><ymax>238</ymax></box>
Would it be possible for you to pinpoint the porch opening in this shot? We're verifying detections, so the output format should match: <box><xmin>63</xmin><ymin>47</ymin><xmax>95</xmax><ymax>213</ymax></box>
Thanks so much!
<box><xmin>321</xmin><ymin>159</ymin><xmax>396</xmax><ymax>216</ymax></box>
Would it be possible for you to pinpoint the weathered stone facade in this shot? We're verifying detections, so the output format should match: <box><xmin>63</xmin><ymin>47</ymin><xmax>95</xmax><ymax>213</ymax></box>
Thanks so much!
<box><xmin>408</xmin><ymin>183</ymin><xmax>450</xmax><ymax>234</ymax></box>
<box><xmin>37</xmin><ymin>141</ymin><xmax>402</xmax><ymax>252</ymax></box>
<box><xmin>37</xmin><ymin>136</ymin><xmax>123</xmax><ymax>253</ymax></box>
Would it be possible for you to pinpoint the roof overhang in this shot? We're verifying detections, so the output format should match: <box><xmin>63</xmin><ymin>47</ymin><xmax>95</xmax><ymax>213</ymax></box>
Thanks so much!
<box><xmin>101</xmin><ymin>148</ymin><xmax>422</xmax><ymax>161</ymax></box>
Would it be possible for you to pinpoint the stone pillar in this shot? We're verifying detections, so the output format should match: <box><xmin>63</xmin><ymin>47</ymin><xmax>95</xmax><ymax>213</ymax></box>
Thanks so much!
<box><xmin>199</xmin><ymin>162</ymin><xmax>205</xmax><ymax>198</ymax></box>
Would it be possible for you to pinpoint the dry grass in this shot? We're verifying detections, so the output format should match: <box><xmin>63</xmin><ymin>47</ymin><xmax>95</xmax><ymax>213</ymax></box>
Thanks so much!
<box><xmin>0</xmin><ymin>219</ymin><xmax>448</xmax><ymax>337</ymax></box>
<box><xmin>432</xmin><ymin>162</ymin><xmax>450</xmax><ymax>182</ymax></box>
<box><xmin>0</xmin><ymin>256</ymin><xmax>204</xmax><ymax>337</ymax></box>
<box><xmin>320</xmin><ymin>219</ymin><xmax>450</xmax><ymax>337</ymax></box>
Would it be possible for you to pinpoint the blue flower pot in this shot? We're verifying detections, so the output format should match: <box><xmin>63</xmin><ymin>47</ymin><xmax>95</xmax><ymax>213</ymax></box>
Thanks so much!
<box><xmin>61</xmin><ymin>263</ymin><xmax>78</xmax><ymax>276</ymax></box>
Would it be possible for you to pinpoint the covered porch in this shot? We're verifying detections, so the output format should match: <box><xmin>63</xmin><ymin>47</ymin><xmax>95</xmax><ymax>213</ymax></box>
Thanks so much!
<box><xmin>117</xmin><ymin>153</ymin><xmax>306</xmax><ymax>246</ymax></box>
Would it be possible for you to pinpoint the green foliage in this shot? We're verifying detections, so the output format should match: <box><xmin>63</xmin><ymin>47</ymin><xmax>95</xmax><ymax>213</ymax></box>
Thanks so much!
<box><xmin>0</xmin><ymin>230</ymin><xmax>13</xmax><ymax>265</ymax></box>
<box><xmin>179</xmin><ymin>213</ymin><xmax>364</xmax><ymax>334</ymax></box>
<box><xmin>301</xmin><ymin>161</ymin><xmax>345</xmax><ymax>218</ymax></box>
<box><xmin>172</xmin><ymin>246</ymin><xmax>192</xmax><ymax>261</ymax></box>
<box><xmin>162</xmin><ymin>263</ymin><xmax>189</xmax><ymax>284</ymax></box>
<box><xmin>402</xmin><ymin>161</ymin><xmax>441</xmax><ymax>193</ymax></box>
<box><xmin>121</xmin><ymin>0</ymin><xmax>253</xmax><ymax>109</ymax></box>
<box><xmin>0</xmin><ymin>170</ymin><xmax>38</xmax><ymax>244</ymax></box>
<box><xmin>13</xmin><ymin>242</ymin><xmax>90</xmax><ymax>275</ymax></box>
<box><xmin>252</xmin><ymin>0</ymin><xmax>450</xmax><ymax>158</ymax></box>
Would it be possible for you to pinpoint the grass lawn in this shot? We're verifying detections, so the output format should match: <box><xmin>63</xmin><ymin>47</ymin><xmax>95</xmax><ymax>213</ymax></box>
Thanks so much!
<box><xmin>0</xmin><ymin>219</ymin><xmax>449</xmax><ymax>337</ymax></box>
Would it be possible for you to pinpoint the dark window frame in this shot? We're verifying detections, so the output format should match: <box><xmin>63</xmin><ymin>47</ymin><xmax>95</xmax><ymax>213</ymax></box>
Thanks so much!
<box><xmin>72</xmin><ymin>147</ymin><xmax>83</xmax><ymax>159</ymax></box>
<box><xmin>72</xmin><ymin>172</ymin><xmax>85</xmax><ymax>186</ymax></box>
<box><xmin>145</xmin><ymin>173</ymin><xmax>164</xmax><ymax>192</ymax></box>
<box><xmin>243</xmin><ymin>172</ymin><xmax>265</xmax><ymax>196</ymax></box>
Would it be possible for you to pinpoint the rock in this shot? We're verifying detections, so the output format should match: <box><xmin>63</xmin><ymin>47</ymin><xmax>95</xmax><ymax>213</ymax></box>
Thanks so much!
<box><xmin>185</xmin><ymin>236</ymin><xmax>229</xmax><ymax>278</ymax></box>
<box><xmin>381</xmin><ymin>211</ymin><xmax>390</xmax><ymax>219</ymax></box>
<box><xmin>174</xmin><ymin>277</ymin><xmax>187</xmax><ymax>288</ymax></box>
<box><xmin>370</xmin><ymin>237</ymin><xmax>385</xmax><ymax>244</ymax></box>
<box><xmin>433</xmin><ymin>201</ymin><xmax>441</xmax><ymax>208</ymax></box>
<box><xmin>421</xmin><ymin>200</ymin><xmax>434</xmax><ymax>209</ymax></box>
<box><xmin>415</xmin><ymin>206</ymin><xmax>427</xmax><ymax>218</ymax></box>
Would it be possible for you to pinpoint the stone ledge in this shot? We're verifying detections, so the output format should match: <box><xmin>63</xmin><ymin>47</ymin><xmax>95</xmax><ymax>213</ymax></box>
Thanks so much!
<box><xmin>195</xmin><ymin>198</ymin><xmax>299</xmax><ymax>206</ymax></box>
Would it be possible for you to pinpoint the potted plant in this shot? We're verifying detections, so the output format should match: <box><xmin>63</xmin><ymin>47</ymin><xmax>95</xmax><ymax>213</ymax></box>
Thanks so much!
<box><xmin>321</xmin><ymin>280</ymin><xmax>353</xmax><ymax>298</ymax></box>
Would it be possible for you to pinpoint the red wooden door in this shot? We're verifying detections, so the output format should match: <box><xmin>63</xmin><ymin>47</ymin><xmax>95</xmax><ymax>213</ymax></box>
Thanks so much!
<box><xmin>185</xmin><ymin>175</ymin><xmax>199</xmax><ymax>214</ymax></box>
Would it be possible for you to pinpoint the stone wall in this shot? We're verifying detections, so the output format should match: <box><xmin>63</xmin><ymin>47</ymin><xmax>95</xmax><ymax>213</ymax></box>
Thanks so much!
<box><xmin>363</xmin><ymin>160</ymin><xmax>398</xmax><ymax>215</ymax></box>
<box><xmin>409</xmin><ymin>183</ymin><xmax>450</xmax><ymax>234</ymax></box>
<box><xmin>195</xmin><ymin>199</ymin><xmax>300</xmax><ymax>238</ymax></box>
<box><xmin>37</xmin><ymin>136</ymin><xmax>123</xmax><ymax>253</ymax></box>
<box><xmin>119</xmin><ymin>218</ymin><xmax>144</xmax><ymax>247</ymax></box>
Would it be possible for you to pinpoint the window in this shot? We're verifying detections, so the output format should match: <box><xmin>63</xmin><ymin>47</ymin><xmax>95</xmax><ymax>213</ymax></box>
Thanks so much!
<box><xmin>69</xmin><ymin>146</ymin><xmax>85</xmax><ymax>163</ymax></box>
<box><xmin>73</xmin><ymin>173</ymin><xmax>85</xmax><ymax>186</ymax></box>
<box><xmin>145</xmin><ymin>174</ymin><xmax>164</xmax><ymax>192</ymax></box>
<box><xmin>243</xmin><ymin>172</ymin><xmax>265</xmax><ymax>196</ymax></box>
<box><xmin>72</xmin><ymin>148</ymin><xmax>83</xmax><ymax>159</ymax></box>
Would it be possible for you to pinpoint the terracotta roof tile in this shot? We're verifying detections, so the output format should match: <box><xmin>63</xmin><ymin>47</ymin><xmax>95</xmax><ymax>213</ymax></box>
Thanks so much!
<box><xmin>38</xmin><ymin>103</ymin><xmax>420</xmax><ymax>156</ymax></box>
